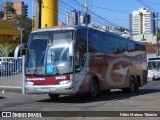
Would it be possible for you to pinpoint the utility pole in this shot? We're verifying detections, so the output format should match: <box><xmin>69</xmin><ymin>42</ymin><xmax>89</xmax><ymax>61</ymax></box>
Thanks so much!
<box><xmin>84</xmin><ymin>0</ymin><xmax>88</xmax><ymax>16</ymax></box>
<box><xmin>84</xmin><ymin>0</ymin><xmax>90</xmax><ymax>26</ymax></box>
<box><xmin>32</xmin><ymin>0</ymin><xmax>58</xmax><ymax>29</ymax></box>
<box><xmin>32</xmin><ymin>0</ymin><xmax>40</xmax><ymax>30</ymax></box>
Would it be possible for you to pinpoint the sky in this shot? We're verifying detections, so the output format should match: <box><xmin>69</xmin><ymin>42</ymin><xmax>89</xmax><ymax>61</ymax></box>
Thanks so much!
<box><xmin>1</xmin><ymin>0</ymin><xmax>160</xmax><ymax>29</ymax></box>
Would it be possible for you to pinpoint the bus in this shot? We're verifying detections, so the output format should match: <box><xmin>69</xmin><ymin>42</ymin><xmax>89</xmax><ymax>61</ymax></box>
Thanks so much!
<box><xmin>14</xmin><ymin>25</ymin><xmax>147</xmax><ymax>100</ymax></box>
<box><xmin>148</xmin><ymin>57</ymin><xmax>160</xmax><ymax>80</ymax></box>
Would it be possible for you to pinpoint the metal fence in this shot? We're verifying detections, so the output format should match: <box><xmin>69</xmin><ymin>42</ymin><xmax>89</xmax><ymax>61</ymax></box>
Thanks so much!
<box><xmin>0</xmin><ymin>56</ymin><xmax>25</xmax><ymax>94</ymax></box>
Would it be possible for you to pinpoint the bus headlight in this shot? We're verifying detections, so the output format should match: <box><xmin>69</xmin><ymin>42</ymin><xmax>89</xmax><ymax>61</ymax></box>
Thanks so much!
<box><xmin>59</xmin><ymin>80</ymin><xmax>71</xmax><ymax>85</ymax></box>
<box><xmin>26</xmin><ymin>81</ymin><xmax>34</xmax><ymax>85</ymax></box>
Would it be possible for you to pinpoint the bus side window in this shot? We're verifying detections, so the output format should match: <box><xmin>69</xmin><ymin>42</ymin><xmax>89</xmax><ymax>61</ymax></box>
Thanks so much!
<box><xmin>75</xmin><ymin>29</ymin><xmax>87</xmax><ymax>72</ymax></box>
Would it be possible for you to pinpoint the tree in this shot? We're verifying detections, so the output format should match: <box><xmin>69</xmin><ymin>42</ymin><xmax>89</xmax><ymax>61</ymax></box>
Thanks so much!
<box><xmin>13</xmin><ymin>15</ymin><xmax>32</xmax><ymax>44</ymax></box>
<box><xmin>0</xmin><ymin>11</ymin><xmax>4</xmax><ymax>19</ymax></box>
<box><xmin>4</xmin><ymin>5</ymin><xmax>15</xmax><ymax>14</ymax></box>
<box><xmin>0</xmin><ymin>44</ymin><xmax>14</xmax><ymax>57</ymax></box>
<box><xmin>157</xmin><ymin>29</ymin><xmax>160</xmax><ymax>41</ymax></box>
<box><xmin>1</xmin><ymin>4</ymin><xmax>16</xmax><ymax>20</ymax></box>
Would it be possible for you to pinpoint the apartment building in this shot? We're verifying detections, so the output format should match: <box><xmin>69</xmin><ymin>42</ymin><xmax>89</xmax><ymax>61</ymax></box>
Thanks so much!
<box><xmin>130</xmin><ymin>8</ymin><xmax>156</xmax><ymax>35</ymax></box>
<box><xmin>3</xmin><ymin>1</ymin><xmax>28</xmax><ymax>20</ymax></box>
<box><xmin>130</xmin><ymin>8</ymin><xmax>157</xmax><ymax>42</ymax></box>
<box><xmin>66</xmin><ymin>10</ymin><xmax>82</xmax><ymax>25</ymax></box>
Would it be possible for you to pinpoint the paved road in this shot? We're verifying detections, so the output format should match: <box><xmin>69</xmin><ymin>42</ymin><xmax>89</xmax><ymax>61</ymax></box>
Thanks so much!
<box><xmin>0</xmin><ymin>79</ymin><xmax>160</xmax><ymax>120</ymax></box>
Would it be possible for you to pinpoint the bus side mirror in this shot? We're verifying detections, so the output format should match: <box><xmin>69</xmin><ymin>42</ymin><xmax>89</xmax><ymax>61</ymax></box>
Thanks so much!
<box><xmin>69</xmin><ymin>41</ymin><xmax>74</xmax><ymax>56</ymax></box>
<box><xmin>24</xmin><ymin>44</ymin><xmax>28</xmax><ymax>48</ymax></box>
<box><xmin>14</xmin><ymin>44</ymin><xmax>27</xmax><ymax>59</ymax></box>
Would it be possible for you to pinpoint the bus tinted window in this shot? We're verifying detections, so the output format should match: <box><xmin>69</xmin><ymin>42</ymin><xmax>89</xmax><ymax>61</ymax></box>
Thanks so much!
<box><xmin>75</xmin><ymin>29</ymin><xmax>87</xmax><ymax>70</ymax></box>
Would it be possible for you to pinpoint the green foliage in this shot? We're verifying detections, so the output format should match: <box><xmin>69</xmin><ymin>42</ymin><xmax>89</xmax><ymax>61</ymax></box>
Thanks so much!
<box><xmin>0</xmin><ymin>13</ymin><xmax>32</xmax><ymax>55</ymax></box>
<box><xmin>157</xmin><ymin>30</ymin><xmax>160</xmax><ymax>41</ymax></box>
<box><xmin>13</xmin><ymin>15</ymin><xmax>32</xmax><ymax>44</ymax></box>
<box><xmin>4</xmin><ymin>5</ymin><xmax>15</xmax><ymax>13</ymax></box>
<box><xmin>0</xmin><ymin>6</ymin><xmax>31</xmax><ymax>56</ymax></box>
<box><xmin>0</xmin><ymin>11</ymin><xmax>4</xmax><ymax>19</ymax></box>
<box><xmin>0</xmin><ymin>43</ymin><xmax>14</xmax><ymax>57</ymax></box>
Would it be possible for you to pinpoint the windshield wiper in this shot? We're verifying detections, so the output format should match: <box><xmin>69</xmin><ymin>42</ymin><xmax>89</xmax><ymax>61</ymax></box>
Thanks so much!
<box><xmin>32</xmin><ymin>54</ymin><xmax>45</xmax><ymax>75</ymax></box>
<box><xmin>54</xmin><ymin>66</ymin><xmax>59</xmax><ymax>75</ymax></box>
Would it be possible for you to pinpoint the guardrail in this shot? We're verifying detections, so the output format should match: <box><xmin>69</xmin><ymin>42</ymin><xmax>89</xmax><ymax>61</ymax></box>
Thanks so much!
<box><xmin>0</xmin><ymin>56</ymin><xmax>25</xmax><ymax>94</ymax></box>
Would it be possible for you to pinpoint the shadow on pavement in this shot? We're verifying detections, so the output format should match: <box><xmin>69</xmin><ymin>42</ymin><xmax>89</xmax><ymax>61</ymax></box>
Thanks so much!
<box><xmin>37</xmin><ymin>88</ymin><xmax>160</xmax><ymax>103</ymax></box>
<box><xmin>153</xmin><ymin>78</ymin><xmax>160</xmax><ymax>81</ymax></box>
<box><xmin>0</xmin><ymin>96</ymin><xmax>6</xmax><ymax>99</ymax></box>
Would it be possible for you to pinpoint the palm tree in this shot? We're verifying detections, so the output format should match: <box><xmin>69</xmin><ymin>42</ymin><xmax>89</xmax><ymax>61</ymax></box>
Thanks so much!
<box><xmin>0</xmin><ymin>44</ymin><xmax>13</xmax><ymax>57</ymax></box>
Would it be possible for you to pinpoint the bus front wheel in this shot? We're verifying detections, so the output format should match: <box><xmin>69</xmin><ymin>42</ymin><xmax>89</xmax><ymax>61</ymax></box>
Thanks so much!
<box><xmin>89</xmin><ymin>77</ymin><xmax>99</xmax><ymax>98</ymax></box>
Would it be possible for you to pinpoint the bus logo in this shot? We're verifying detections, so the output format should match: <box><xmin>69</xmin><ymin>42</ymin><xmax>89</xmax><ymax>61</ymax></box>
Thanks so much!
<box><xmin>106</xmin><ymin>57</ymin><xmax>129</xmax><ymax>86</ymax></box>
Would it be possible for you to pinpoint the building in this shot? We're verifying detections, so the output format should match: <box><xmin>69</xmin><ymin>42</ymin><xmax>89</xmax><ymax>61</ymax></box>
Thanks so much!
<box><xmin>66</xmin><ymin>10</ymin><xmax>82</xmax><ymax>25</ymax></box>
<box><xmin>130</xmin><ymin>8</ymin><xmax>156</xmax><ymax>35</ymax></box>
<box><xmin>3</xmin><ymin>1</ymin><xmax>28</xmax><ymax>20</ymax></box>
<box><xmin>58</xmin><ymin>22</ymin><xmax>66</xmax><ymax>26</ymax></box>
<box><xmin>0</xmin><ymin>20</ymin><xmax>20</xmax><ymax>42</ymax></box>
<box><xmin>130</xmin><ymin>8</ymin><xmax>157</xmax><ymax>42</ymax></box>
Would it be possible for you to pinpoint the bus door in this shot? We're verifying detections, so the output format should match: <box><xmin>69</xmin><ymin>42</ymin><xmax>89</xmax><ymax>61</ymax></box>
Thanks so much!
<box><xmin>74</xmin><ymin>29</ymin><xmax>89</xmax><ymax>92</ymax></box>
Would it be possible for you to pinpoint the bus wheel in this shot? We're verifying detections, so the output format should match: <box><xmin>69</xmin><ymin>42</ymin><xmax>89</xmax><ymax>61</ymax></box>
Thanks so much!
<box><xmin>48</xmin><ymin>94</ymin><xmax>60</xmax><ymax>100</ymax></box>
<box><xmin>129</xmin><ymin>77</ymin><xmax>140</xmax><ymax>92</ymax></box>
<box><xmin>152</xmin><ymin>77</ymin><xmax>155</xmax><ymax>80</ymax></box>
<box><xmin>134</xmin><ymin>79</ymin><xmax>139</xmax><ymax>92</ymax></box>
<box><xmin>130</xmin><ymin>77</ymin><xmax>135</xmax><ymax>92</ymax></box>
<box><xmin>89</xmin><ymin>77</ymin><xmax>98</xmax><ymax>98</ymax></box>
<box><xmin>122</xmin><ymin>77</ymin><xmax>136</xmax><ymax>92</ymax></box>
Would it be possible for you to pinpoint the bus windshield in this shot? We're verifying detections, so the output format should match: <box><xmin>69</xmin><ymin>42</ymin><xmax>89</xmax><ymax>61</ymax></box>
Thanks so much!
<box><xmin>26</xmin><ymin>30</ymin><xmax>74</xmax><ymax>75</ymax></box>
<box><xmin>148</xmin><ymin>61</ymin><xmax>160</xmax><ymax>70</ymax></box>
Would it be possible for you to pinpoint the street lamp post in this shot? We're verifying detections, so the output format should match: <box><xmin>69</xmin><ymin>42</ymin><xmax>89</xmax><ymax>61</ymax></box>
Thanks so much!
<box><xmin>20</xmin><ymin>28</ymin><xmax>25</xmax><ymax>57</ymax></box>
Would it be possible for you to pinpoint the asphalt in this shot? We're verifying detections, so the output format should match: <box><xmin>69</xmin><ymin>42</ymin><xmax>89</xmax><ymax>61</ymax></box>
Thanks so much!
<box><xmin>0</xmin><ymin>78</ymin><xmax>160</xmax><ymax>120</ymax></box>
<box><xmin>0</xmin><ymin>78</ymin><xmax>158</xmax><ymax>111</ymax></box>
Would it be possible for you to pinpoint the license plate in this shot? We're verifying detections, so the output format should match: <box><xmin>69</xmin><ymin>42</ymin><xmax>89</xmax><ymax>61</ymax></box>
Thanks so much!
<box><xmin>36</xmin><ymin>88</ymin><xmax>49</xmax><ymax>92</ymax></box>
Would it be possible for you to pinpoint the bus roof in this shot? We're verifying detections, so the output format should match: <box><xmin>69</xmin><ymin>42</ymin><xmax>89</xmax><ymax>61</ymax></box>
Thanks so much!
<box><xmin>31</xmin><ymin>25</ymin><xmax>87</xmax><ymax>33</ymax></box>
<box><xmin>31</xmin><ymin>25</ymin><xmax>144</xmax><ymax>46</ymax></box>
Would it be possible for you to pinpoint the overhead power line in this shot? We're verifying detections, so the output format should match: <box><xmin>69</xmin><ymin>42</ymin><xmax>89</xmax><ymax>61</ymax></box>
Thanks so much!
<box><xmin>41</xmin><ymin>0</ymin><xmax>82</xmax><ymax>25</ymax></box>
<box><xmin>60</xmin><ymin>0</ymin><xmax>117</xmax><ymax>27</ymax></box>
<box><xmin>32</xmin><ymin>0</ymin><xmax>124</xmax><ymax>28</ymax></box>
<box><xmin>73</xmin><ymin>0</ymin><xmax>120</xmax><ymax>27</ymax></box>
<box><xmin>143</xmin><ymin>1</ymin><xmax>160</xmax><ymax>6</ymax></box>
<box><xmin>137</xmin><ymin>0</ymin><xmax>157</xmax><ymax>12</ymax></box>
<box><xmin>92</xmin><ymin>6</ymin><xmax>130</xmax><ymax>14</ymax></box>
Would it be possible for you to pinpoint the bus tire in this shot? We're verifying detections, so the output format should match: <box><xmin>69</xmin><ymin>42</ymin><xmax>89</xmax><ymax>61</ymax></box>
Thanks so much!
<box><xmin>129</xmin><ymin>77</ymin><xmax>136</xmax><ymax>92</ymax></box>
<box><xmin>152</xmin><ymin>77</ymin><xmax>155</xmax><ymax>80</ymax></box>
<box><xmin>122</xmin><ymin>77</ymin><xmax>135</xmax><ymax>92</ymax></box>
<box><xmin>106</xmin><ymin>89</ymin><xmax>110</xmax><ymax>93</ymax></box>
<box><xmin>88</xmin><ymin>77</ymin><xmax>99</xmax><ymax>98</ymax></box>
<box><xmin>134</xmin><ymin>79</ymin><xmax>139</xmax><ymax>92</ymax></box>
<box><xmin>48</xmin><ymin>94</ymin><xmax>60</xmax><ymax>100</ymax></box>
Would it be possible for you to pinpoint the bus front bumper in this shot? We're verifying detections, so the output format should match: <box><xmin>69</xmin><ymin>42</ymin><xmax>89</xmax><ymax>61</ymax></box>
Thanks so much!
<box><xmin>25</xmin><ymin>81</ymin><xmax>77</xmax><ymax>94</ymax></box>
